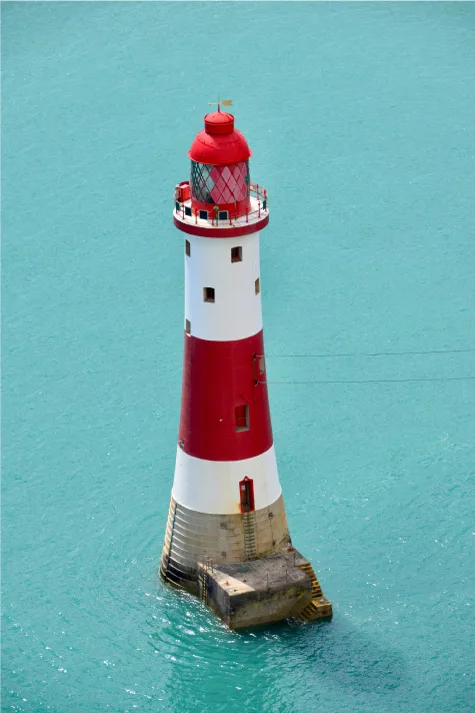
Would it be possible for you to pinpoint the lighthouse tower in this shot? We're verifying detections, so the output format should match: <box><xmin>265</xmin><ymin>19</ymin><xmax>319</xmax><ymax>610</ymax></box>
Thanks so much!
<box><xmin>160</xmin><ymin>105</ymin><xmax>332</xmax><ymax>628</ymax></box>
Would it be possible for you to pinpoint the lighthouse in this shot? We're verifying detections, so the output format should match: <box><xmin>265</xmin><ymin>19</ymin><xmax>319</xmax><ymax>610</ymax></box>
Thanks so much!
<box><xmin>160</xmin><ymin>104</ymin><xmax>332</xmax><ymax>628</ymax></box>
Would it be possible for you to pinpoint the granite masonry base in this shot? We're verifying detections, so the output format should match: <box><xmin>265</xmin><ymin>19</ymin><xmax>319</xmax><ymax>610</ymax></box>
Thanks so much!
<box><xmin>160</xmin><ymin>496</ymin><xmax>332</xmax><ymax>627</ymax></box>
<box><xmin>198</xmin><ymin>548</ymin><xmax>332</xmax><ymax>628</ymax></box>
<box><xmin>161</xmin><ymin>544</ymin><xmax>332</xmax><ymax>628</ymax></box>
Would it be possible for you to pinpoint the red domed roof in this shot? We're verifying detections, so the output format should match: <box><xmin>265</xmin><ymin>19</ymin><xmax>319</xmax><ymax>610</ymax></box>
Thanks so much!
<box><xmin>204</xmin><ymin>111</ymin><xmax>234</xmax><ymax>135</ymax></box>
<box><xmin>188</xmin><ymin>111</ymin><xmax>252</xmax><ymax>166</ymax></box>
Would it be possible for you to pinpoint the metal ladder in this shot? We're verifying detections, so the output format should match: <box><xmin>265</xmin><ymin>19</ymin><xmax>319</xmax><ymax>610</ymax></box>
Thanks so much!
<box><xmin>161</xmin><ymin>499</ymin><xmax>178</xmax><ymax>583</ymax></box>
<box><xmin>242</xmin><ymin>511</ymin><xmax>258</xmax><ymax>560</ymax></box>
<box><xmin>198</xmin><ymin>559</ymin><xmax>211</xmax><ymax>605</ymax></box>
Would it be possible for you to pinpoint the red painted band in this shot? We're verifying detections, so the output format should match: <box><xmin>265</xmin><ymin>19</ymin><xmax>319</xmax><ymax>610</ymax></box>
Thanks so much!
<box><xmin>178</xmin><ymin>330</ymin><xmax>273</xmax><ymax>461</ymax></box>
<box><xmin>173</xmin><ymin>212</ymin><xmax>269</xmax><ymax>238</ymax></box>
<box><xmin>191</xmin><ymin>196</ymin><xmax>251</xmax><ymax>220</ymax></box>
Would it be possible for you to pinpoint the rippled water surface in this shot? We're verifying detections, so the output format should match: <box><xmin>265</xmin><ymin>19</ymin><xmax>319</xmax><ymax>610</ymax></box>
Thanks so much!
<box><xmin>3</xmin><ymin>3</ymin><xmax>475</xmax><ymax>712</ymax></box>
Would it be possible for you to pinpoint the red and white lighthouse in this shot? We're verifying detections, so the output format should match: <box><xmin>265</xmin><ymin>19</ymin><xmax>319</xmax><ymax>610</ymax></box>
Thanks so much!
<box><xmin>160</xmin><ymin>105</ymin><xmax>332</xmax><ymax>627</ymax></box>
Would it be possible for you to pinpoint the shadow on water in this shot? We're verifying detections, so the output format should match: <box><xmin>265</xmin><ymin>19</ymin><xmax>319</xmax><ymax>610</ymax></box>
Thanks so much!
<box><xmin>252</xmin><ymin>615</ymin><xmax>408</xmax><ymax>696</ymax></box>
<box><xmin>148</xmin><ymin>590</ymin><xmax>408</xmax><ymax>713</ymax></box>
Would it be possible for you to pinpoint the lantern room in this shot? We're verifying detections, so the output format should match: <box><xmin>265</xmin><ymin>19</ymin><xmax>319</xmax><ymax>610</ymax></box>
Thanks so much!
<box><xmin>173</xmin><ymin>108</ymin><xmax>269</xmax><ymax>238</ymax></box>
<box><xmin>188</xmin><ymin>110</ymin><xmax>252</xmax><ymax>220</ymax></box>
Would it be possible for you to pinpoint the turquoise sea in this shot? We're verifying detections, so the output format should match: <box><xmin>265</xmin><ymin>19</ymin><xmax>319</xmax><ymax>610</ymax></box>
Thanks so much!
<box><xmin>2</xmin><ymin>2</ymin><xmax>475</xmax><ymax>712</ymax></box>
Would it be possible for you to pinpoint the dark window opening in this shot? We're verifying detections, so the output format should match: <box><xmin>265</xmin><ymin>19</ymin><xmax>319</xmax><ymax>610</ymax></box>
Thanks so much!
<box><xmin>218</xmin><ymin>210</ymin><xmax>228</xmax><ymax>221</ymax></box>
<box><xmin>185</xmin><ymin>319</ymin><xmax>191</xmax><ymax>335</ymax></box>
<box><xmin>231</xmin><ymin>246</ymin><xmax>242</xmax><ymax>263</ymax></box>
<box><xmin>239</xmin><ymin>477</ymin><xmax>255</xmax><ymax>513</ymax></box>
<box><xmin>185</xmin><ymin>239</ymin><xmax>190</xmax><ymax>256</ymax></box>
<box><xmin>262</xmin><ymin>199</ymin><xmax>267</xmax><ymax>210</ymax></box>
<box><xmin>235</xmin><ymin>404</ymin><xmax>249</xmax><ymax>432</ymax></box>
<box><xmin>203</xmin><ymin>287</ymin><xmax>215</xmax><ymax>303</ymax></box>
<box><xmin>185</xmin><ymin>205</ymin><xmax>192</xmax><ymax>217</ymax></box>
<box><xmin>175</xmin><ymin>201</ymin><xmax>180</xmax><ymax>212</ymax></box>
<box><xmin>199</xmin><ymin>209</ymin><xmax>208</xmax><ymax>220</ymax></box>
<box><xmin>255</xmin><ymin>277</ymin><xmax>260</xmax><ymax>295</ymax></box>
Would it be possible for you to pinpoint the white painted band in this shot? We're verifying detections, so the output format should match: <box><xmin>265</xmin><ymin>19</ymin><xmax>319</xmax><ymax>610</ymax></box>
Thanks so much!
<box><xmin>171</xmin><ymin>444</ymin><xmax>282</xmax><ymax>515</ymax></box>
<box><xmin>184</xmin><ymin>231</ymin><xmax>262</xmax><ymax>342</ymax></box>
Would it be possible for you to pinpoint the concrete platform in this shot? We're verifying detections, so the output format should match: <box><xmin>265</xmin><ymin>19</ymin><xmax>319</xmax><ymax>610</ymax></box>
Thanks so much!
<box><xmin>199</xmin><ymin>548</ymin><xmax>331</xmax><ymax>629</ymax></box>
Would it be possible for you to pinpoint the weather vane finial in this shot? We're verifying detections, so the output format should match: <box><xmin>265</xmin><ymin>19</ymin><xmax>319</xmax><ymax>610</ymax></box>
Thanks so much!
<box><xmin>208</xmin><ymin>96</ymin><xmax>233</xmax><ymax>113</ymax></box>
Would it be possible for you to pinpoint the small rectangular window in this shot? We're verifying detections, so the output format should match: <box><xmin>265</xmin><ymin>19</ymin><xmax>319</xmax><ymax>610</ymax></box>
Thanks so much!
<box><xmin>185</xmin><ymin>206</ymin><xmax>192</xmax><ymax>217</ymax></box>
<box><xmin>199</xmin><ymin>209</ymin><xmax>208</xmax><ymax>220</ymax></box>
<box><xmin>231</xmin><ymin>246</ymin><xmax>242</xmax><ymax>263</ymax></box>
<box><xmin>218</xmin><ymin>210</ymin><xmax>228</xmax><ymax>221</ymax></box>
<box><xmin>255</xmin><ymin>277</ymin><xmax>260</xmax><ymax>295</ymax></box>
<box><xmin>185</xmin><ymin>239</ymin><xmax>190</xmax><ymax>256</ymax></box>
<box><xmin>203</xmin><ymin>287</ymin><xmax>215</xmax><ymax>303</ymax></box>
<box><xmin>185</xmin><ymin>319</ymin><xmax>191</xmax><ymax>335</ymax></box>
<box><xmin>235</xmin><ymin>404</ymin><xmax>249</xmax><ymax>432</ymax></box>
<box><xmin>175</xmin><ymin>201</ymin><xmax>180</xmax><ymax>212</ymax></box>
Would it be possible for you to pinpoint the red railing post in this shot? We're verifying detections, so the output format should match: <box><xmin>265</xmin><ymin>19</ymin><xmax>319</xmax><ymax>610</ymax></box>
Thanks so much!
<box><xmin>182</xmin><ymin>204</ymin><xmax>185</xmax><ymax>219</ymax></box>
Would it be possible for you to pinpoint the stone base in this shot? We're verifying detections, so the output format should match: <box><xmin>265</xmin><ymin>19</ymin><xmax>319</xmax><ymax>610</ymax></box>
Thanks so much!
<box><xmin>198</xmin><ymin>548</ymin><xmax>332</xmax><ymax>629</ymax></box>
<box><xmin>159</xmin><ymin>495</ymin><xmax>333</xmax><ymax>628</ymax></box>
<box><xmin>160</xmin><ymin>494</ymin><xmax>290</xmax><ymax>590</ymax></box>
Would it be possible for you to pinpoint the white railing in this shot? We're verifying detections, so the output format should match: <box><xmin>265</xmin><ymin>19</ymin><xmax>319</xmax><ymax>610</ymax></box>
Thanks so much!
<box><xmin>175</xmin><ymin>185</ymin><xmax>268</xmax><ymax>227</ymax></box>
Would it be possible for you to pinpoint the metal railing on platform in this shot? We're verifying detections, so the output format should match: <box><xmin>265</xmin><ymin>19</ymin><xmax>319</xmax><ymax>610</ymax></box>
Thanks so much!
<box><xmin>174</xmin><ymin>184</ymin><xmax>268</xmax><ymax>228</ymax></box>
